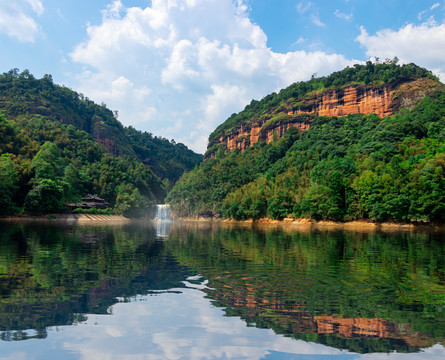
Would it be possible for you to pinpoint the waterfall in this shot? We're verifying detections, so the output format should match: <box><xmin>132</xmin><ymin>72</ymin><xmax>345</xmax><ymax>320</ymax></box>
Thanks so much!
<box><xmin>155</xmin><ymin>204</ymin><xmax>171</xmax><ymax>221</ymax></box>
<box><xmin>154</xmin><ymin>204</ymin><xmax>171</xmax><ymax>237</ymax></box>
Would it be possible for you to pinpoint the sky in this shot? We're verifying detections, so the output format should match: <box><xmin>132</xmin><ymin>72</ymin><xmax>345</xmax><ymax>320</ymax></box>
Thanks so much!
<box><xmin>1</xmin><ymin>0</ymin><xmax>445</xmax><ymax>154</ymax></box>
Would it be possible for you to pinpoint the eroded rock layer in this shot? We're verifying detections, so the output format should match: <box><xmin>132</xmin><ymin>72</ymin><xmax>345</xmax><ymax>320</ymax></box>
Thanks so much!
<box><xmin>205</xmin><ymin>78</ymin><xmax>440</xmax><ymax>160</ymax></box>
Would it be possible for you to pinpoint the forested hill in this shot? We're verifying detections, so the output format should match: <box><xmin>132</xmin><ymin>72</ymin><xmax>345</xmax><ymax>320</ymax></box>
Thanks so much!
<box><xmin>0</xmin><ymin>69</ymin><xmax>202</xmax><ymax>216</ymax></box>
<box><xmin>205</xmin><ymin>61</ymin><xmax>441</xmax><ymax>160</ymax></box>
<box><xmin>167</xmin><ymin>62</ymin><xmax>445</xmax><ymax>223</ymax></box>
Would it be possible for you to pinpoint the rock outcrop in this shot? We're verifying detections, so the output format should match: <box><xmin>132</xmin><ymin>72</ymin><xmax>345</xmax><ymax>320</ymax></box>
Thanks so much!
<box><xmin>205</xmin><ymin>77</ymin><xmax>441</xmax><ymax>160</ymax></box>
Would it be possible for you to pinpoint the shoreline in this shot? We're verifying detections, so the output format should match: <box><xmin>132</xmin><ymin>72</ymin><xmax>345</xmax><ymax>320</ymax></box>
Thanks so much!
<box><xmin>174</xmin><ymin>216</ymin><xmax>444</xmax><ymax>231</ymax></box>
<box><xmin>0</xmin><ymin>214</ymin><xmax>132</xmax><ymax>225</ymax></box>
<box><xmin>1</xmin><ymin>214</ymin><xmax>443</xmax><ymax>232</ymax></box>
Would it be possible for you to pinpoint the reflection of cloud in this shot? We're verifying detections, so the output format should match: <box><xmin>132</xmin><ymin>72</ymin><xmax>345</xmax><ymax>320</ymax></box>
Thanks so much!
<box><xmin>61</xmin><ymin>288</ymin><xmax>346</xmax><ymax>359</ymax></box>
<box><xmin>1</xmin><ymin>286</ymin><xmax>444</xmax><ymax>359</ymax></box>
<box><xmin>0</xmin><ymin>352</ymin><xmax>28</xmax><ymax>360</ymax></box>
<box><xmin>360</xmin><ymin>344</ymin><xmax>445</xmax><ymax>359</ymax></box>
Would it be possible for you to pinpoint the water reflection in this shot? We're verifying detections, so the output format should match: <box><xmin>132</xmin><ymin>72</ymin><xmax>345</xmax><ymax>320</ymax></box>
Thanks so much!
<box><xmin>0</xmin><ymin>221</ymin><xmax>444</xmax><ymax>359</ymax></box>
<box><xmin>165</xmin><ymin>223</ymin><xmax>445</xmax><ymax>354</ymax></box>
<box><xmin>155</xmin><ymin>219</ymin><xmax>172</xmax><ymax>237</ymax></box>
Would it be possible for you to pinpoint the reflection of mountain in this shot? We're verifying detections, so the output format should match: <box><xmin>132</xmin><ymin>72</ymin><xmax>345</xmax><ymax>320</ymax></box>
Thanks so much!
<box><xmin>1</xmin><ymin>221</ymin><xmax>444</xmax><ymax>354</ymax></box>
<box><xmin>315</xmin><ymin>316</ymin><xmax>391</xmax><ymax>338</ymax></box>
<box><xmin>166</xmin><ymin>223</ymin><xmax>445</xmax><ymax>353</ymax></box>
<box><xmin>204</xmin><ymin>273</ymin><xmax>431</xmax><ymax>353</ymax></box>
<box><xmin>0</xmin><ymin>223</ymin><xmax>187</xmax><ymax>337</ymax></box>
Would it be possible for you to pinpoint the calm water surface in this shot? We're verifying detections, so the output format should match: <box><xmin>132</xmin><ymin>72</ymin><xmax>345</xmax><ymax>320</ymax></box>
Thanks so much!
<box><xmin>0</xmin><ymin>221</ymin><xmax>444</xmax><ymax>359</ymax></box>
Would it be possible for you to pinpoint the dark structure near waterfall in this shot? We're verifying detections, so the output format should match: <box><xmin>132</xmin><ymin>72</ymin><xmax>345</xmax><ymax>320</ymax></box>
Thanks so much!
<box><xmin>65</xmin><ymin>195</ymin><xmax>110</xmax><ymax>211</ymax></box>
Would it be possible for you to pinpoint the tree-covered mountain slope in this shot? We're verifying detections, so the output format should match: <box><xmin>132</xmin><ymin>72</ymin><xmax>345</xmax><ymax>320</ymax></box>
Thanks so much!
<box><xmin>0</xmin><ymin>69</ymin><xmax>202</xmax><ymax>216</ymax></box>
<box><xmin>167</xmin><ymin>63</ymin><xmax>445</xmax><ymax>223</ymax></box>
<box><xmin>205</xmin><ymin>61</ymin><xmax>440</xmax><ymax>160</ymax></box>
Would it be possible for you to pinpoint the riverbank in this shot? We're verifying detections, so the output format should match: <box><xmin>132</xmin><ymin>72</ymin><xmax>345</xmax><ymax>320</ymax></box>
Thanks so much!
<box><xmin>0</xmin><ymin>214</ymin><xmax>131</xmax><ymax>225</ymax></box>
<box><xmin>174</xmin><ymin>216</ymin><xmax>444</xmax><ymax>231</ymax></box>
<box><xmin>2</xmin><ymin>214</ymin><xmax>442</xmax><ymax>232</ymax></box>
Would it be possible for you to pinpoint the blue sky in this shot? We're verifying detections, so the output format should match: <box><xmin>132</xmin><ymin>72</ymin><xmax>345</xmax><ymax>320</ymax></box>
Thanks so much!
<box><xmin>1</xmin><ymin>0</ymin><xmax>444</xmax><ymax>153</ymax></box>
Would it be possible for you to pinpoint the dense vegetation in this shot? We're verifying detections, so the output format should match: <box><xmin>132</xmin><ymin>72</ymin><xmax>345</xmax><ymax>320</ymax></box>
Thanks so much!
<box><xmin>0</xmin><ymin>69</ymin><xmax>202</xmax><ymax>216</ymax></box>
<box><xmin>167</xmin><ymin>63</ymin><xmax>445</xmax><ymax>223</ymax></box>
<box><xmin>208</xmin><ymin>59</ymin><xmax>436</xmax><ymax>146</ymax></box>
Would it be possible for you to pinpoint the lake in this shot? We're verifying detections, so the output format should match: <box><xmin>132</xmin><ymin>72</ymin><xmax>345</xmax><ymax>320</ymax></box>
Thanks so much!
<box><xmin>0</xmin><ymin>221</ymin><xmax>444</xmax><ymax>359</ymax></box>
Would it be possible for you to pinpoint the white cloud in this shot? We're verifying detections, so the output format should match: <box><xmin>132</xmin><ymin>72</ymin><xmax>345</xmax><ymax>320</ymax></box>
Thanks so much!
<box><xmin>292</xmin><ymin>37</ymin><xmax>305</xmax><ymax>46</ymax></box>
<box><xmin>417</xmin><ymin>10</ymin><xmax>427</xmax><ymax>21</ymax></box>
<box><xmin>334</xmin><ymin>9</ymin><xmax>353</xmax><ymax>21</ymax></box>
<box><xmin>311</xmin><ymin>14</ymin><xmax>326</xmax><ymax>27</ymax></box>
<box><xmin>0</xmin><ymin>0</ymin><xmax>43</xmax><ymax>42</ymax></box>
<box><xmin>418</xmin><ymin>2</ymin><xmax>441</xmax><ymax>20</ymax></box>
<box><xmin>26</xmin><ymin>0</ymin><xmax>44</xmax><ymax>15</ymax></box>
<box><xmin>297</xmin><ymin>1</ymin><xmax>312</xmax><ymax>15</ymax></box>
<box><xmin>356</xmin><ymin>21</ymin><xmax>445</xmax><ymax>80</ymax></box>
<box><xmin>70</xmin><ymin>0</ymin><xmax>357</xmax><ymax>153</ymax></box>
<box><xmin>296</xmin><ymin>1</ymin><xmax>325</xmax><ymax>27</ymax></box>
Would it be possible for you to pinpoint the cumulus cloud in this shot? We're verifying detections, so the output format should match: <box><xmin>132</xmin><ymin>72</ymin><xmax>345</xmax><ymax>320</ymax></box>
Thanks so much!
<box><xmin>0</xmin><ymin>0</ymin><xmax>43</xmax><ymax>42</ymax></box>
<box><xmin>70</xmin><ymin>0</ymin><xmax>356</xmax><ymax>153</ymax></box>
<box><xmin>356</xmin><ymin>21</ymin><xmax>445</xmax><ymax>80</ymax></box>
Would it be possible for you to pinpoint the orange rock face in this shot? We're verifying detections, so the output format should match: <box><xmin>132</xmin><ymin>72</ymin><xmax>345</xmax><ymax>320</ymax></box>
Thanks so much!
<box><xmin>205</xmin><ymin>78</ymin><xmax>441</xmax><ymax>160</ymax></box>
<box><xmin>288</xmin><ymin>85</ymin><xmax>396</xmax><ymax>118</ymax></box>
<box><xmin>206</xmin><ymin>116</ymin><xmax>312</xmax><ymax>160</ymax></box>
<box><xmin>314</xmin><ymin>315</ymin><xmax>392</xmax><ymax>338</ymax></box>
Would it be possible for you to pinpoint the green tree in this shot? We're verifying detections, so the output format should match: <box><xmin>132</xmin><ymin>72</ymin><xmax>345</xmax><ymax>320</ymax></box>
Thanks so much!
<box><xmin>115</xmin><ymin>184</ymin><xmax>151</xmax><ymax>217</ymax></box>
<box><xmin>24</xmin><ymin>142</ymin><xmax>66</xmax><ymax>214</ymax></box>
<box><xmin>0</xmin><ymin>154</ymin><xmax>18</xmax><ymax>214</ymax></box>
<box><xmin>63</xmin><ymin>161</ymin><xmax>91</xmax><ymax>200</ymax></box>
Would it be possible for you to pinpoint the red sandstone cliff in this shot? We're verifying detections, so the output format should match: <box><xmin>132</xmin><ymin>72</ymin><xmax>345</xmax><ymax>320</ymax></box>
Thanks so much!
<box><xmin>205</xmin><ymin>78</ymin><xmax>441</xmax><ymax>160</ymax></box>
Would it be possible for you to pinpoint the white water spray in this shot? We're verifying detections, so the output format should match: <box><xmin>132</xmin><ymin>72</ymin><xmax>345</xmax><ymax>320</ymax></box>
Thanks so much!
<box><xmin>155</xmin><ymin>204</ymin><xmax>171</xmax><ymax>221</ymax></box>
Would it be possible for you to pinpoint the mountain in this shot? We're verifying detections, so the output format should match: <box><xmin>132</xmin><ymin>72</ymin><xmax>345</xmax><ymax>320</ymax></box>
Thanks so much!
<box><xmin>206</xmin><ymin>61</ymin><xmax>440</xmax><ymax>160</ymax></box>
<box><xmin>167</xmin><ymin>62</ymin><xmax>445</xmax><ymax>223</ymax></box>
<box><xmin>0</xmin><ymin>69</ymin><xmax>202</xmax><ymax>216</ymax></box>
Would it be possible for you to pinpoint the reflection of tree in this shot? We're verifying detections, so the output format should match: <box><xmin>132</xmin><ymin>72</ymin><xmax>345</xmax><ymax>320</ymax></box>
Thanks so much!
<box><xmin>166</xmin><ymin>223</ymin><xmax>445</xmax><ymax>353</ymax></box>
<box><xmin>0</xmin><ymin>223</ymin><xmax>187</xmax><ymax>337</ymax></box>
<box><xmin>1</xmin><ymin>329</ymin><xmax>48</xmax><ymax>341</ymax></box>
<box><xmin>1</xmin><ymin>221</ymin><xmax>444</xmax><ymax>353</ymax></box>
